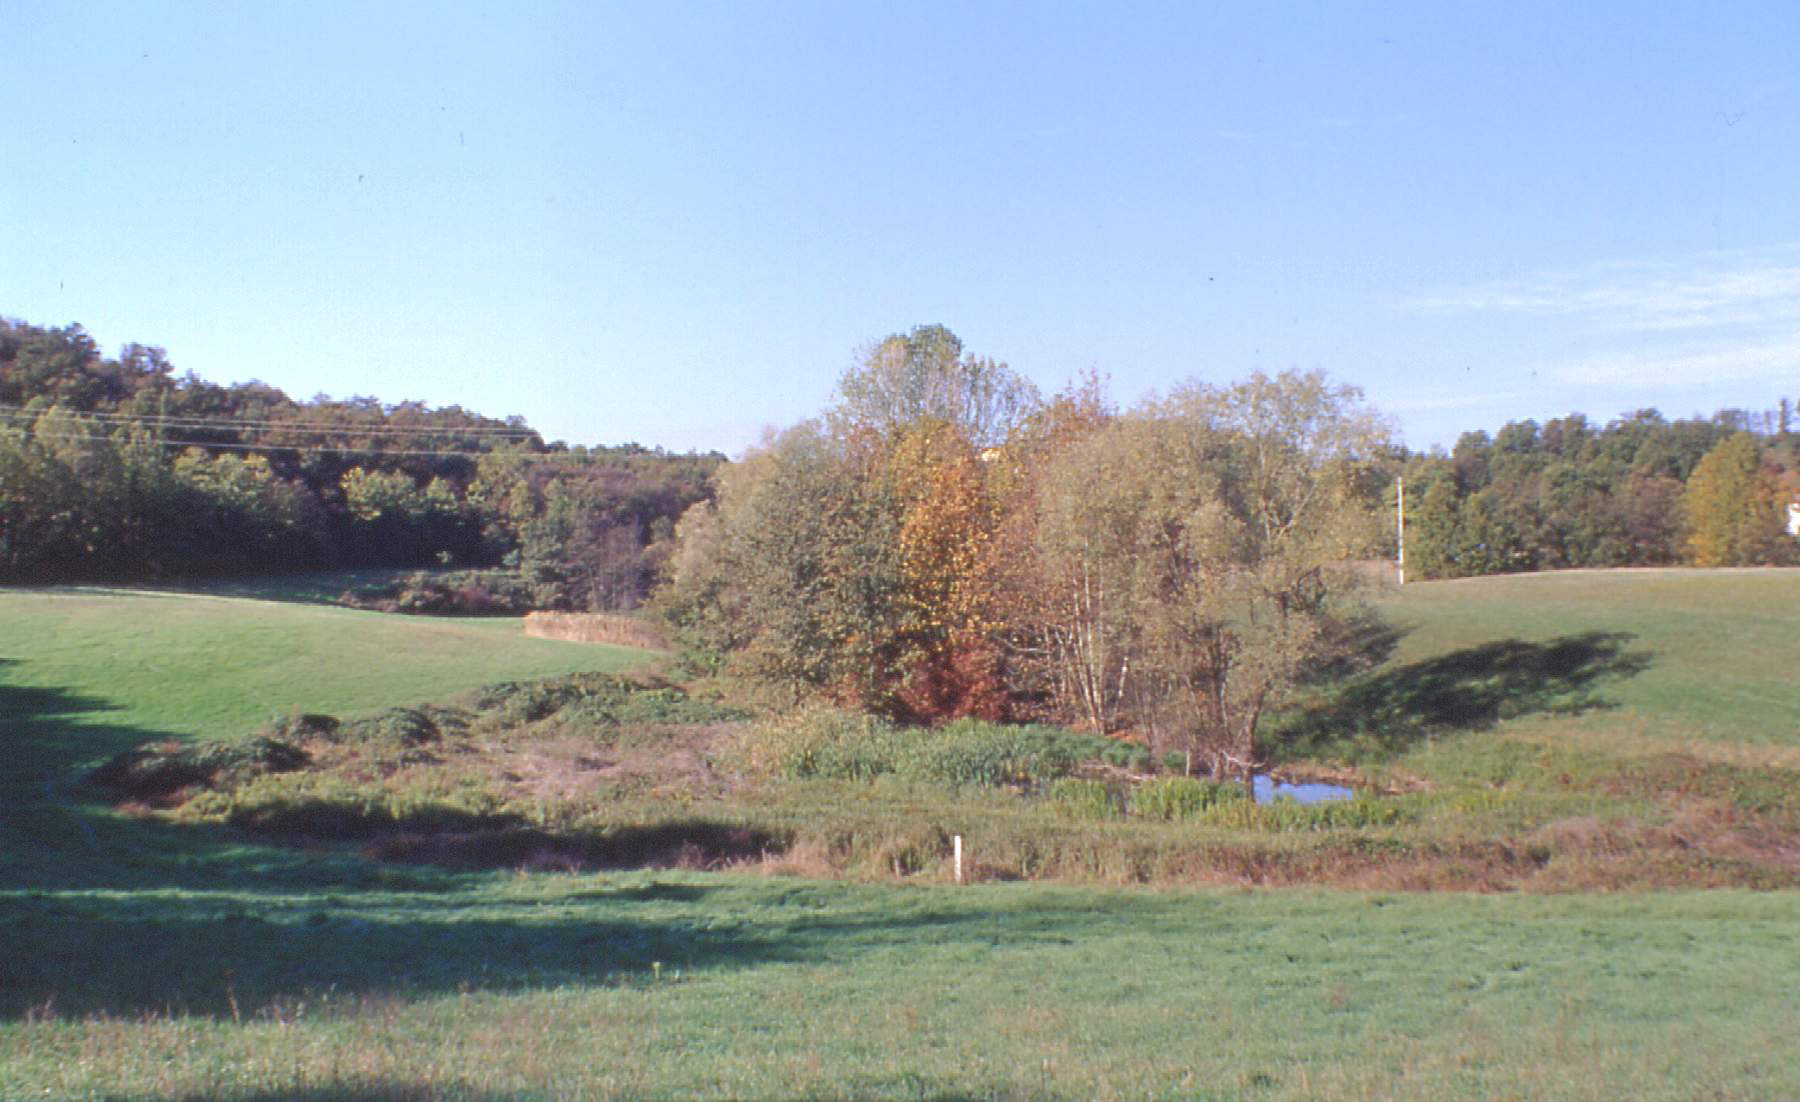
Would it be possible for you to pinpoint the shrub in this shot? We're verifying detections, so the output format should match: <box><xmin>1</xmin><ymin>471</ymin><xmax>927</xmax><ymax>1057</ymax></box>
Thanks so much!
<box><xmin>727</xmin><ymin>706</ymin><xmax>902</xmax><ymax>781</ymax></box>
<box><xmin>340</xmin><ymin>570</ymin><xmax>535</xmax><ymax>616</ymax></box>
<box><xmin>176</xmin><ymin>772</ymin><xmax>517</xmax><ymax>838</ymax></box>
<box><xmin>336</xmin><ymin>707</ymin><xmax>444</xmax><ymax>748</ymax></box>
<box><xmin>88</xmin><ymin>737</ymin><xmax>309</xmax><ymax>803</ymax></box>
<box><xmin>610</xmin><ymin>686</ymin><xmax>745</xmax><ymax>727</ymax></box>
<box><xmin>1099</xmin><ymin>742</ymin><xmax>1152</xmax><ymax>770</ymax></box>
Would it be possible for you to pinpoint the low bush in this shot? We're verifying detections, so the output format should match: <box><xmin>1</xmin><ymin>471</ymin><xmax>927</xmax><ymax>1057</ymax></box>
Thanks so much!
<box><xmin>471</xmin><ymin>672</ymin><xmax>737</xmax><ymax>729</ymax></box>
<box><xmin>897</xmin><ymin>721</ymin><xmax>1086</xmax><ymax>787</ymax></box>
<box><xmin>87</xmin><ymin>736</ymin><xmax>309</xmax><ymax>803</ymax></box>
<box><xmin>176</xmin><ymin>771</ymin><xmax>516</xmax><ymax>838</ymax></box>
<box><xmin>340</xmin><ymin>707</ymin><xmax>445</xmax><ymax>747</ymax></box>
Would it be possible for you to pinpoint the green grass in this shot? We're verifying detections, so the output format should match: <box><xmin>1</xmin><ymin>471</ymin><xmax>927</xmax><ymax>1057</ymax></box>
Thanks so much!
<box><xmin>0</xmin><ymin>586</ymin><xmax>647</xmax><ymax>743</ymax></box>
<box><xmin>3</xmin><ymin>873</ymin><xmax>1795</xmax><ymax>1100</ymax></box>
<box><xmin>1371</xmin><ymin>568</ymin><xmax>1800</xmax><ymax>751</ymax></box>
<box><xmin>4</xmin><ymin>572</ymin><xmax>1800</xmax><ymax>1099</ymax></box>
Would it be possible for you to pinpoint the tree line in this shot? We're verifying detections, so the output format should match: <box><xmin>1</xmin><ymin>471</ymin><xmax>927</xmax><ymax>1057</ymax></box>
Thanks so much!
<box><xmin>0</xmin><ymin>317</ymin><xmax>721</xmax><ymax>604</ymax></box>
<box><xmin>1400</xmin><ymin>407</ymin><xmax>1799</xmax><ymax>576</ymax></box>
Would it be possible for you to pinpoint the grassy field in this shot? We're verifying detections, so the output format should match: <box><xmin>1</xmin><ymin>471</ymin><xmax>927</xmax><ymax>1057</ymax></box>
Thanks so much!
<box><xmin>1371</xmin><ymin>568</ymin><xmax>1800</xmax><ymax>755</ymax></box>
<box><xmin>3</xmin><ymin>571</ymin><xmax>1798</xmax><ymax>1099</ymax></box>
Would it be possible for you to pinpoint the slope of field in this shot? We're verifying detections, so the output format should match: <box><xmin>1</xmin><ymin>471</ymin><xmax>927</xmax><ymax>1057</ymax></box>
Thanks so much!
<box><xmin>1373</xmin><ymin>568</ymin><xmax>1800</xmax><ymax>755</ymax></box>
<box><xmin>2</xmin><ymin>573</ymin><xmax>1798</xmax><ymax>1100</ymax></box>
<box><xmin>0</xmin><ymin>586</ymin><xmax>652</xmax><ymax>743</ymax></box>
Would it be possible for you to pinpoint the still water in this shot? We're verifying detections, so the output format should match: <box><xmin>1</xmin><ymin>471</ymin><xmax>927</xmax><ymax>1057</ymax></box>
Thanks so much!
<box><xmin>1252</xmin><ymin>774</ymin><xmax>1354</xmax><ymax>805</ymax></box>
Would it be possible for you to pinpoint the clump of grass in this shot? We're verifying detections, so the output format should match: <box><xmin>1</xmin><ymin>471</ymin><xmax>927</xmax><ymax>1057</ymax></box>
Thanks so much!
<box><xmin>730</xmin><ymin>708</ymin><xmax>1108</xmax><ymax>789</ymax></box>
<box><xmin>1236</xmin><ymin>795</ymin><xmax>1410</xmax><ymax>831</ymax></box>
<box><xmin>1046</xmin><ymin>777</ymin><xmax>1124</xmax><ymax>820</ymax></box>
<box><xmin>1127</xmin><ymin>776</ymin><xmax>1245</xmax><ymax>821</ymax></box>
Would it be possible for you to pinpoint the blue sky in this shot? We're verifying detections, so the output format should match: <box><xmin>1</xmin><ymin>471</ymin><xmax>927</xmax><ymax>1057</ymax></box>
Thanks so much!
<box><xmin>5</xmin><ymin>2</ymin><xmax>1798</xmax><ymax>454</ymax></box>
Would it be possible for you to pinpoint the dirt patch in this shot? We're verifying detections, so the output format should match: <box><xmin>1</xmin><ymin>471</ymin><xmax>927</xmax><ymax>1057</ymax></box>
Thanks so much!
<box><xmin>482</xmin><ymin>724</ymin><xmax>738</xmax><ymax>803</ymax></box>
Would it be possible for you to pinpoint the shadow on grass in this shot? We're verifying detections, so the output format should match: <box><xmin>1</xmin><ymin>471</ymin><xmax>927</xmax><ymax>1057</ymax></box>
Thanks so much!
<box><xmin>1302</xmin><ymin>610</ymin><xmax>1407</xmax><ymax>684</ymax></box>
<box><xmin>0</xmin><ymin>672</ymin><xmax>360</xmax><ymax>894</ymax></box>
<box><xmin>0</xmin><ymin>659</ymin><xmax>162</xmax><ymax>770</ymax></box>
<box><xmin>0</xmin><ymin>671</ymin><xmax>173</xmax><ymax>881</ymax></box>
<box><xmin>1274</xmin><ymin>630</ymin><xmax>1655</xmax><ymax>762</ymax></box>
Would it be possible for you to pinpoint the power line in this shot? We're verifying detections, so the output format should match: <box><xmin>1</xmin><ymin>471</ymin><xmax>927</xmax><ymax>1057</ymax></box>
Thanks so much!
<box><xmin>6</xmin><ymin>428</ymin><xmax>582</xmax><ymax>461</ymax></box>
<box><xmin>0</xmin><ymin>404</ymin><xmax>545</xmax><ymax>439</ymax></box>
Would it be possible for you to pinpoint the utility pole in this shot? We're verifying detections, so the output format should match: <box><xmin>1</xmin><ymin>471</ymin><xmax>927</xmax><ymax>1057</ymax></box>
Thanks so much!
<box><xmin>1395</xmin><ymin>476</ymin><xmax>1406</xmax><ymax>586</ymax></box>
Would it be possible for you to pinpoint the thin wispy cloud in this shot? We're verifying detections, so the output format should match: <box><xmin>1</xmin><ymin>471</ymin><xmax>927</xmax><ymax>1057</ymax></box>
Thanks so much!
<box><xmin>1545</xmin><ymin>331</ymin><xmax>1800</xmax><ymax>390</ymax></box>
<box><xmin>1402</xmin><ymin>246</ymin><xmax>1800</xmax><ymax>333</ymax></box>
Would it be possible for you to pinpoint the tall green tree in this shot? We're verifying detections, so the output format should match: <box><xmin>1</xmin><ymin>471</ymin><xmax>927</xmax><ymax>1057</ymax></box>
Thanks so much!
<box><xmin>658</xmin><ymin>422</ymin><xmax>907</xmax><ymax>708</ymax></box>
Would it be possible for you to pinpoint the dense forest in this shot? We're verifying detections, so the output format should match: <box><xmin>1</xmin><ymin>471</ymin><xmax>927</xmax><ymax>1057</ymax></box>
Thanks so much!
<box><xmin>0</xmin><ymin>317</ymin><xmax>722</xmax><ymax>607</ymax></box>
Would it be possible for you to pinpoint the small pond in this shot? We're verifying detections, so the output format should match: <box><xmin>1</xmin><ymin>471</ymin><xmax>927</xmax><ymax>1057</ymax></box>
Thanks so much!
<box><xmin>1252</xmin><ymin>774</ymin><xmax>1354</xmax><ymax>805</ymax></box>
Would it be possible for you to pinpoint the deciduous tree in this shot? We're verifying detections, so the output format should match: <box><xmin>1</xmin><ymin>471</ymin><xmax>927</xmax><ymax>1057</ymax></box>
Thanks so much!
<box><xmin>1037</xmin><ymin>371</ymin><xmax>1391</xmax><ymax>783</ymax></box>
<box><xmin>1682</xmin><ymin>433</ymin><xmax>1791</xmax><ymax>566</ymax></box>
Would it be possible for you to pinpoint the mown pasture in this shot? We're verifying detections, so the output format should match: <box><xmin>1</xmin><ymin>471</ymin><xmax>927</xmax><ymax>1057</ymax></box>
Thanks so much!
<box><xmin>2</xmin><ymin>571</ymin><xmax>1798</xmax><ymax>1100</ymax></box>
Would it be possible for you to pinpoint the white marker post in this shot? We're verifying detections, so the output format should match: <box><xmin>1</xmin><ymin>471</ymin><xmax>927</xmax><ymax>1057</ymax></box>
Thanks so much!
<box><xmin>953</xmin><ymin>834</ymin><xmax>964</xmax><ymax>885</ymax></box>
<box><xmin>1396</xmin><ymin>476</ymin><xmax>1406</xmax><ymax>586</ymax></box>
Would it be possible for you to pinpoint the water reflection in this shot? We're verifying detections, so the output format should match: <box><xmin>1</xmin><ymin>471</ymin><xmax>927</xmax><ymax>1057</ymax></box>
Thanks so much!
<box><xmin>1252</xmin><ymin>774</ymin><xmax>1354</xmax><ymax>805</ymax></box>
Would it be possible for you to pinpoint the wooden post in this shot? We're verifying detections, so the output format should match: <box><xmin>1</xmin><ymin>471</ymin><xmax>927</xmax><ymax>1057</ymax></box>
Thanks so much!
<box><xmin>953</xmin><ymin>834</ymin><xmax>964</xmax><ymax>884</ymax></box>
